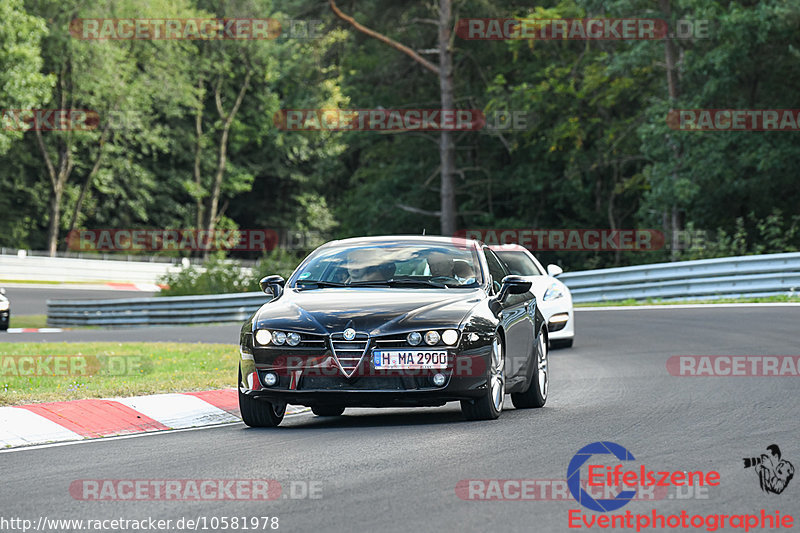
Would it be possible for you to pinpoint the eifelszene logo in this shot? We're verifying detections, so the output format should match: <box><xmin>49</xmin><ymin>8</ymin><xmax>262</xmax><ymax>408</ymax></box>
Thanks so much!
<box><xmin>567</xmin><ymin>441</ymin><xmax>721</xmax><ymax>512</ymax></box>
<box><xmin>743</xmin><ymin>445</ymin><xmax>794</xmax><ymax>495</ymax></box>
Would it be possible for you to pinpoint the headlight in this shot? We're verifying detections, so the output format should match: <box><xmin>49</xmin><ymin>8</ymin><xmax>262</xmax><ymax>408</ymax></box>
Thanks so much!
<box><xmin>543</xmin><ymin>283</ymin><xmax>563</xmax><ymax>301</ymax></box>
<box><xmin>255</xmin><ymin>329</ymin><xmax>272</xmax><ymax>345</ymax></box>
<box><xmin>0</xmin><ymin>301</ymin><xmax>8</xmax><ymax>311</ymax></box>
<box><xmin>272</xmin><ymin>331</ymin><xmax>287</xmax><ymax>345</ymax></box>
<box><xmin>442</xmin><ymin>329</ymin><xmax>459</xmax><ymax>346</ymax></box>
<box><xmin>424</xmin><ymin>330</ymin><xmax>440</xmax><ymax>345</ymax></box>
<box><xmin>286</xmin><ymin>332</ymin><xmax>301</xmax><ymax>346</ymax></box>
<box><xmin>407</xmin><ymin>331</ymin><xmax>422</xmax><ymax>346</ymax></box>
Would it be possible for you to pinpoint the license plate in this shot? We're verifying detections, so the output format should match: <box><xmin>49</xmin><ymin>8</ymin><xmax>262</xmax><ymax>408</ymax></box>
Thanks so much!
<box><xmin>372</xmin><ymin>350</ymin><xmax>448</xmax><ymax>369</ymax></box>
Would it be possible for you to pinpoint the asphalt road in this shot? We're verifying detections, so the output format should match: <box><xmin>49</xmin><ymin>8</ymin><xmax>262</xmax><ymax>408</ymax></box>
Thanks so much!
<box><xmin>2</xmin><ymin>307</ymin><xmax>799</xmax><ymax>533</ymax></box>
<box><xmin>1</xmin><ymin>287</ymin><xmax>157</xmax><ymax>316</ymax></box>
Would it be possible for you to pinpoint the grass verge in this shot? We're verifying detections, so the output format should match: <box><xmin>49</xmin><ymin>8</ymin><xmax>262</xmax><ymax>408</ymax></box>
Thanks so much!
<box><xmin>8</xmin><ymin>315</ymin><xmax>48</xmax><ymax>329</ymax></box>
<box><xmin>576</xmin><ymin>294</ymin><xmax>800</xmax><ymax>307</ymax></box>
<box><xmin>0</xmin><ymin>342</ymin><xmax>237</xmax><ymax>406</ymax></box>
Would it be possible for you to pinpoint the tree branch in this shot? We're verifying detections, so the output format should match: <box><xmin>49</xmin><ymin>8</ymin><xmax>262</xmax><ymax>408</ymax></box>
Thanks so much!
<box><xmin>396</xmin><ymin>203</ymin><xmax>441</xmax><ymax>217</ymax></box>
<box><xmin>329</xmin><ymin>0</ymin><xmax>440</xmax><ymax>75</ymax></box>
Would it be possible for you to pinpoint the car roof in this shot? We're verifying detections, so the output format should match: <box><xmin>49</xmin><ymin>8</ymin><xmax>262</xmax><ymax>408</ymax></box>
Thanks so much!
<box><xmin>487</xmin><ymin>243</ymin><xmax>529</xmax><ymax>252</ymax></box>
<box><xmin>320</xmin><ymin>235</ymin><xmax>481</xmax><ymax>249</ymax></box>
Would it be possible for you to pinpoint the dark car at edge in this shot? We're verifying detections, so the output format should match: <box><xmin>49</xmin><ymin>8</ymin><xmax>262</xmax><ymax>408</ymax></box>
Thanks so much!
<box><xmin>0</xmin><ymin>288</ymin><xmax>9</xmax><ymax>331</ymax></box>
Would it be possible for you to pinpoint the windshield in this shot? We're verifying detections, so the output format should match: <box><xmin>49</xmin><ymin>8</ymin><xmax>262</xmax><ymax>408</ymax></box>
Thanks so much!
<box><xmin>495</xmin><ymin>251</ymin><xmax>544</xmax><ymax>276</ymax></box>
<box><xmin>291</xmin><ymin>242</ymin><xmax>483</xmax><ymax>288</ymax></box>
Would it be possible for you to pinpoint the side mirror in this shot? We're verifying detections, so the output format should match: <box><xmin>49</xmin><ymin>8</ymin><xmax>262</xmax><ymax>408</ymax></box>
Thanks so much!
<box><xmin>495</xmin><ymin>275</ymin><xmax>532</xmax><ymax>302</ymax></box>
<box><xmin>259</xmin><ymin>275</ymin><xmax>285</xmax><ymax>298</ymax></box>
<box><xmin>0</xmin><ymin>288</ymin><xmax>5</xmax><ymax>295</ymax></box>
<box><xmin>546</xmin><ymin>264</ymin><xmax>563</xmax><ymax>277</ymax></box>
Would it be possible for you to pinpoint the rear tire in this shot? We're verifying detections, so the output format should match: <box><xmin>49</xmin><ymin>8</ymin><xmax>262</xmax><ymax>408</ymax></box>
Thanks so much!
<box><xmin>511</xmin><ymin>329</ymin><xmax>548</xmax><ymax>409</ymax></box>
<box><xmin>551</xmin><ymin>338</ymin><xmax>573</xmax><ymax>349</ymax></box>
<box><xmin>238</xmin><ymin>367</ymin><xmax>286</xmax><ymax>427</ymax></box>
<box><xmin>312</xmin><ymin>405</ymin><xmax>345</xmax><ymax>417</ymax></box>
<box><xmin>461</xmin><ymin>333</ymin><xmax>504</xmax><ymax>421</ymax></box>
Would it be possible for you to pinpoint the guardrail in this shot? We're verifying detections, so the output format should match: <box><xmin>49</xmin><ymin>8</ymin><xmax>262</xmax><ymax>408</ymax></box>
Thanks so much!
<box><xmin>46</xmin><ymin>252</ymin><xmax>800</xmax><ymax>326</ymax></box>
<box><xmin>559</xmin><ymin>252</ymin><xmax>800</xmax><ymax>303</ymax></box>
<box><xmin>48</xmin><ymin>292</ymin><xmax>269</xmax><ymax>327</ymax></box>
<box><xmin>1</xmin><ymin>254</ymin><xmax>183</xmax><ymax>284</ymax></box>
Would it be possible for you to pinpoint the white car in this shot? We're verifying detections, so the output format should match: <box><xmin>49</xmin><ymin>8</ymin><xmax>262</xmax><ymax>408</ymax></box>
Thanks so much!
<box><xmin>490</xmin><ymin>244</ymin><xmax>574</xmax><ymax>348</ymax></box>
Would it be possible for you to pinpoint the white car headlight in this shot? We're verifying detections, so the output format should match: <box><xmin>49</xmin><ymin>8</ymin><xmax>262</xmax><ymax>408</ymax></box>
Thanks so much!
<box><xmin>0</xmin><ymin>301</ymin><xmax>9</xmax><ymax>311</ymax></box>
<box><xmin>255</xmin><ymin>329</ymin><xmax>272</xmax><ymax>345</ymax></box>
<box><xmin>543</xmin><ymin>283</ymin><xmax>563</xmax><ymax>301</ymax></box>
<box><xmin>442</xmin><ymin>329</ymin><xmax>459</xmax><ymax>346</ymax></box>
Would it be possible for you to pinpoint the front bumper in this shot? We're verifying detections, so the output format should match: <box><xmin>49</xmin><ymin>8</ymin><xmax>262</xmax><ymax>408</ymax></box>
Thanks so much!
<box><xmin>0</xmin><ymin>311</ymin><xmax>8</xmax><ymax>330</ymax></box>
<box><xmin>545</xmin><ymin>309</ymin><xmax>574</xmax><ymax>341</ymax></box>
<box><xmin>239</xmin><ymin>340</ymin><xmax>494</xmax><ymax>408</ymax></box>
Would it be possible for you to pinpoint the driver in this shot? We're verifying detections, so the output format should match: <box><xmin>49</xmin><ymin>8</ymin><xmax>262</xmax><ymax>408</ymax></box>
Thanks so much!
<box><xmin>427</xmin><ymin>251</ymin><xmax>454</xmax><ymax>278</ymax></box>
<box><xmin>346</xmin><ymin>249</ymin><xmax>388</xmax><ymax>282</ymax></box>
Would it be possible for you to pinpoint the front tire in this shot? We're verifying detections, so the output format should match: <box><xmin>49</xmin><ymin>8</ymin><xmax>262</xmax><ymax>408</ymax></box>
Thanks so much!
<box><xmin>238</xmin><ymin>367</ymin><xmax>286</xmax><ymax>427</ymax></box>
<box><xmin>461</xmin><ymin>333</ymin><xmax>504</xmax><ymax>421</ymax></box>
<box><xmin>511</xmin><ymin>328</ymin><xmax>548</xmax><ymax>409</ymax></box>
<box><xmin>312</xmin><ymin>405</ymin><xmax>345</xmax><ymax>417</ymax></box>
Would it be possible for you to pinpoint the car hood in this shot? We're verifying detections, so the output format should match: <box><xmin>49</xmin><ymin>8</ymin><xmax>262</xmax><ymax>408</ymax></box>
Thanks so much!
<box><xmin>254</xmin><ymin>287</ymin><xmax>484</xmax><ymax>335</ymax></box>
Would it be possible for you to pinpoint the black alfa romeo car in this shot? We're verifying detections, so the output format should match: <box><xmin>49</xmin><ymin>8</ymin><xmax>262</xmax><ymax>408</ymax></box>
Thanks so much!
<box><xmin>238</xmin><ymin>236</ymin><xmax>549</xmax><ymax>426</ymax></box>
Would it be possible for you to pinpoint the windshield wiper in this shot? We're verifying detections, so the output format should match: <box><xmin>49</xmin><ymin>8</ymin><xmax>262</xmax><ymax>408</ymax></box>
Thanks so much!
<box><xmin>349</xmin><ymin>278</ymin><xmax>449</xmax><ymax>288</ymax></box>
<box><xmin>295</xmin><ymin>279</ymin><xmax>347</xmax><ymax>289</ymax></box>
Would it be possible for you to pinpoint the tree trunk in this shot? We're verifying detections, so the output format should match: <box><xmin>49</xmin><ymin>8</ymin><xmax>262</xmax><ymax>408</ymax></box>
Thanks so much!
<box><xmin>660</xmin><ymin>0</ymin><xmax>682</xmax><ymax>260</ymax></box>
<box><xmin>62</xmin><ymin>125</ymin><xmax>111</xmax><ymax>251</ymax></box>
<box><xmin>35</xmin><ymin>128</ymin><xmax>72</xmax><ymax>257</ymax></box>
<box><xmin>194</xmin><ymin>78</ymin><xmax>205</xmax><ymax>231</ymax></box>
<box><xmin>330</xmin><ymin>0</ymin><xmax>458</xmax><ymax>235</ymax></box>
<box><xmin>205</xmin><ymin>70</ymin><xmax>252</xmax><ymax>236</ymax></box>
<box><xmin>48</xmin><ymin>187</ymin><xmax>63</xmax><ymax>256</ymax></box>
<box><xmin>438</xmin><ymin>0</ymin><xmax>456</xmax><ymax>236</ymax></box>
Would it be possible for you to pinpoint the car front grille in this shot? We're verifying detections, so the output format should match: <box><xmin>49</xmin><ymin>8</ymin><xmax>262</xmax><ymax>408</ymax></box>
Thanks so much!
<box><xmin>372</xmin><ymin>334</ymin><xmax>410</xmax><ymax>349</ymax></box>
<box><xmin>329</xmin><ymin>332</ymin><xmax>369</xmax><ymax>377</ymax></box>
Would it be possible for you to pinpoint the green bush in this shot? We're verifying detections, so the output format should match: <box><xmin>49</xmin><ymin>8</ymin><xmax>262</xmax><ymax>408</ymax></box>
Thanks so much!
<box><xmin>158</xmin><ymin>250</ymin><xmax>301</xmax><ymax>296</ymax></box>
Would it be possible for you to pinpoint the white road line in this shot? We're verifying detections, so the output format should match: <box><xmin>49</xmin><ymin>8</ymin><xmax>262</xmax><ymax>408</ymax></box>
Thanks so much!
<box><xmin>576</xmin><ymin>303</ymin><xmax>800</xmax><ymax>311</ymax></box>
<box><xmin>6</xmin><ymin>328</ymin><xmax>63</xmax><ymax>333</ymax></box>
<box><xmin>0</xmin><ymin>409</ymin><xmax>311</xmax><ymax>454</ymax></box>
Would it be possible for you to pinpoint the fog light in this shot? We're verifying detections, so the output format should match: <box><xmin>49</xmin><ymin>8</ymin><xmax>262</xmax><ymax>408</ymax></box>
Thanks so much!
<box><xmin>264</xmin><ymin>372</ymin><xmax>278</xmax><ymax>386</ymax></box>
<box><xmin>286</xmin><ymin>332</ymin><xmax>301</xmax><ymax>346</ymax></box>
<box><xmin>548</xmin><ymin>313</ymin><xmax>569</xmax><ymax>332</ymax></box>
<box><xmin>432</xmin><ymin>373</ymin><xmax>446</xmax><ymax>387</ymax></box>
<box><xmin>442</xmin><ymin>329</ymin><xmax>459</xmax><ymax>346</ymax></box>
<box><xmin>255</xmin><ymin>329</ymin><xmax>272</xmax><ymax>345</ymax></box>
<box><xmin>424</xmin><ymin>330</ymin><xmax>440</xmax><ymax>345</ymax></box>
<box><xmin>407</xmin><ymin>331</ymin><xmax>422</xmax><ymax>346</ymax></box>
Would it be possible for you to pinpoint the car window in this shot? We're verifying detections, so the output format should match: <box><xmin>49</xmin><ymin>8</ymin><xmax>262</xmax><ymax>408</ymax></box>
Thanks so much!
<box><xmin>292</xmin><ymin>243</ymin><xmax>483</xmax><ymax>287</ymax></box>
<box><xmin>483</xmin><ymin>248</ymin><xmax>509</xmax><ymax>294</ymax></box>
<box><xmin>494</xmin><ymin>251</ymin><xmax>544</xmax><ymax>276</ymax></box>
